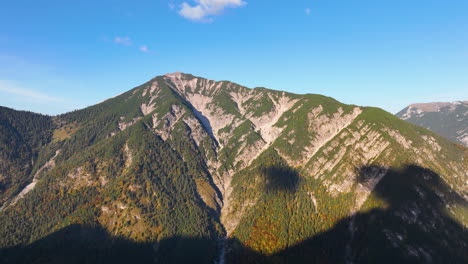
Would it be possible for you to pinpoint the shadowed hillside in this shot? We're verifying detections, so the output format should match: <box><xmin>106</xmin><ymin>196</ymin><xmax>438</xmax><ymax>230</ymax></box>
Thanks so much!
<box><xmin>1</xmin><ymin>165</ymin><xmax>466</xmax><ymax>264</ymax></box>
<box><xmin>226</xmin><ymin>165</ymin><xmax>468</xmax><ymax>263</ymax></box>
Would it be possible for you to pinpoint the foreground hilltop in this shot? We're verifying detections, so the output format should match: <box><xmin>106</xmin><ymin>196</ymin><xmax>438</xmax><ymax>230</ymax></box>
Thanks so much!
<box><xmin>0</xmin><ymin>73</ymin><xmax>466</xmax><ymax>263</ymax></box>
<box><xmin>396</xmin><ymin>101</ymin><xmax>468</xmax><ymax>146</ymax></box>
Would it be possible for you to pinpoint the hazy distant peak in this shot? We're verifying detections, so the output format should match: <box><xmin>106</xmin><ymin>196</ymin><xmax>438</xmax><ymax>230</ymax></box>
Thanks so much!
<box><xmin>396</xmin><ymin>100</ymin><xmax>468</xmax><ymax>146</ymax></box>
<box><xmin>406</xmin><ymin>101</ymin><xmax>467</xmax><ymax>113</ymax></box>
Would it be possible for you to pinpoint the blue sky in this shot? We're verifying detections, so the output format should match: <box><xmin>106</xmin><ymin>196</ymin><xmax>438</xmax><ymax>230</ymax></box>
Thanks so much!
<box><xmin>0</xmin><ymin>0</ymin><xmax>467</xmax><ymax>115</ymax></box>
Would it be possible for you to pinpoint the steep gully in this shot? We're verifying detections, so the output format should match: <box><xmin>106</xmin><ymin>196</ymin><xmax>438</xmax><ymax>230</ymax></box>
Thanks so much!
<box><xmin>176</xmin><ymin>94</ymin><xmax>364</xmax><ymax>263</ymax></box>
<box><xmin>5</xmin><ymin>74</ymin><xmax>366</xmax><ymax>261</ymax></box>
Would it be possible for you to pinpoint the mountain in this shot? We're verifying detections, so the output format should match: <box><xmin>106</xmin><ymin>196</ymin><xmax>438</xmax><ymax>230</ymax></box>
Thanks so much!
<box><xmin>396</xmin><ymin>101</ymin><xmax>468</xmax><ymax>146</ymax></box>
<box><xmin>0</xmin><ymin>107</ymin><xmax>54</xmax><ymax>209</ymax></box>
<box><xmin>0</xmin><ymin>72</ymin><xmax>466</xmax><ymax>263</ymax></box>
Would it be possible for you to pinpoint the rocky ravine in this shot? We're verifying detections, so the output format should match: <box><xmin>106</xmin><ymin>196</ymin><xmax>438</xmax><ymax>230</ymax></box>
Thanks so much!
<box><xmin>129</xmin><ymin>73</ymin><xmax>467</xmax><ymax>243</ymax></box>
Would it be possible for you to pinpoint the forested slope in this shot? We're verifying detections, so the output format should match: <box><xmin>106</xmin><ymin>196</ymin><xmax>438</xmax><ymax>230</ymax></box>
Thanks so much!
<box><xmin>0</xmin><ymin>73</ymin><xmax>466</xmax><ymax>263</ymax></box>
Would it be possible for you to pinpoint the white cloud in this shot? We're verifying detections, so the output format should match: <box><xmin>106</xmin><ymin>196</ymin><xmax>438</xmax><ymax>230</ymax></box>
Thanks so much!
<box><xmin>305</xmin><ymin>8</ymin><xmax>311</xmax><ymax>15</ymax></box>
<box><xmin>0</xmin><ymin>80</ymin><xmax>65</xmax><ymax>103</ymax></box>
<box><xmin>178</xmin><ymin>0</ymin><xmax>246</xmax><ymax>22</ymax></box>
<box><xmin>139</xmin><ymin>45</ymin><xmax>149</xmax><ymax>53</ymax></box>
<box><xmin>114</xmin><ymin>36</ymin><xmax>132</xmax><ymax>46</ymax></box>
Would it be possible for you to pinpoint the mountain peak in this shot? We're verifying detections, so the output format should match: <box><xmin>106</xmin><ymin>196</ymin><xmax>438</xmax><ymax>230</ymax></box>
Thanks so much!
<box><xmin>164</xmin><ymin>71</ymin><xmax>185</xmax><ymax>78</ymax></box>
<box><xmin>406</xmin><ymin>101</ymin><xmax>467</xmax><ymax>112</ymax></box>
<box><xmin>396</xmin><ymin>100</ymin><xmax>468</xmax><ymax>146</ymax></box>
<box><xmin>0</xmin><ymin>75</ymin><xmax>466</xmax><ymax>263</ymax></box>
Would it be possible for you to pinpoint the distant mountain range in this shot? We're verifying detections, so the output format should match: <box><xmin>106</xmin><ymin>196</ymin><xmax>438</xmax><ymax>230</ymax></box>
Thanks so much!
<box><xmin>396</xmin><ymin>101</ymin><xmax>468</xmax><ymax>146</ymax></box>
<box><xmin>0</xmin><ymin>73</ymin><xmax>466</xmax><ymax>263</ymax></box>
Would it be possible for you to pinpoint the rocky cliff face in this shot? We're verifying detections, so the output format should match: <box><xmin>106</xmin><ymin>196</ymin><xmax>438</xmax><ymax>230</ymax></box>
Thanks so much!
<box><xmin>396</xmin><ymin>101</ymin><xmax>468</xmax><ymax>146</ymax></box>
<box><xmin>0</xmin><ymin>73</ymin><xmax>466</xmax><ymax>263</ymax></box>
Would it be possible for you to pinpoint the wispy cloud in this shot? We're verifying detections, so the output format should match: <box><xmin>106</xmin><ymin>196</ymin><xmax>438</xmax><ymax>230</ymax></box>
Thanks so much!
<box><xmin>178</xmin><ymin>0</ymin><xmax>246</xmax><ymax>22</ymax></box>
<box><xmin>139</xmin><ymin>45</ymin><xmax>149</xmax><ymax>53</ymax></box>
<box><xmin>0</xmin><ymin>53</ymin><xmax>54</xmax><ymax>78</ymax></box>
<box><xmin>168</xmin><ymin>1</ymin><xmax>176</xmax><ymax>10</ymax></box>
<box><xmin>111</xmin><ymin>37</ymin><xmax>154</xmax><ymax>54</ymax></box>
<box><xmin>0</xmin><ymin>80</ymin><xmax>65</xmax><ymax>103</ymax></box>
<box><xmin>114</xmin><ymin>36</ymin><xmax>132</xmax><ymax>46</ymax></box>
<box><xmin>305</xmin><ymin>8</ymin><xmax>311</xmax><ymax>15</ymax></box>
